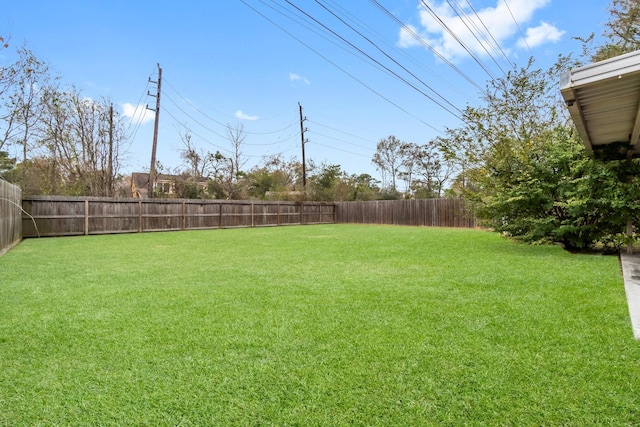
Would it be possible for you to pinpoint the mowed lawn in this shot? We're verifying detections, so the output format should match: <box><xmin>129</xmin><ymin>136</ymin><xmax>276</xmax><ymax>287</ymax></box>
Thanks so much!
<box><xmin>1</xmin><ymin>225</ymin><xmax>639</xmax><ymax>425</ymax></box>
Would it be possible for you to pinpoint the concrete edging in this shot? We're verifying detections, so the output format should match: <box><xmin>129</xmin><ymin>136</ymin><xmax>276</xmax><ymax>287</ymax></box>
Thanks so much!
<box><xmin>619</xmin><ymin>252</ymin><xmax>640</xmax><ymax>340</ymax></box>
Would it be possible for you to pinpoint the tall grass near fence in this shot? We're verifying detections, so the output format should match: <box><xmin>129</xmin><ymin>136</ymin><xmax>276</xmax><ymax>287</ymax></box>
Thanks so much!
<box><xmin>1</xmin><ymin>225</ymin><xmax>638</xmax><ymax>425</ymax></box>
<box><xmin>0</xmin><ymin>179</ymin><xmax>21</xmax><ymax>255</ymax></box>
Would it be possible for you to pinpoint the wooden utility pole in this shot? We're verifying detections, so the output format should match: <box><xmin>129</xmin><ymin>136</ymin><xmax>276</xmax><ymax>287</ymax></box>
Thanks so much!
<box><xmin>299</xmin><ymin>102</ymin><xmax>307</xmax><ymax>191</ymax></box>
<box><xmin>147</xmin><ymin>64</ymin><xmax>162</xmax><ymax>198</ymax></box>
<box><xmin>108</xmin><ymin>103</ymin><xmax>113</xmax><ymax>197</ymax></box>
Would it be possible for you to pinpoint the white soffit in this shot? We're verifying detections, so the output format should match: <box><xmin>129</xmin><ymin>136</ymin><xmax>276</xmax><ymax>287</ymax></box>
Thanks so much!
<box><xmin>560</xmin><ymin>50</ymin><xmax>640</xmax><ymax>160</ymax></box>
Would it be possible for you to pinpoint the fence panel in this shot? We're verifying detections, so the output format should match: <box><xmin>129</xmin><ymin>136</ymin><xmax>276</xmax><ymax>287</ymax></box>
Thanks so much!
<box><xmin>21</xmin><ymin>197</ymin><xmax>336</xmax><ymax>237</ymax></box>
<box><xmin>183</xmin><ymin>201</ymin><xmax>221</xmax><ymax>230</ymax></box>
<box><xmin>0</xmin><ymin>180</ymin><xmax>22</xmax><ymax>255</ymax></box>
<box><xmin>21</xmin><ymin>197</ymin><xmax>475</xmax><ymax>238</ymax></box>
<box><xmin>334</xmin><ymin>199</ymin><xmax>476</xmax><ymax>228</ymax></box>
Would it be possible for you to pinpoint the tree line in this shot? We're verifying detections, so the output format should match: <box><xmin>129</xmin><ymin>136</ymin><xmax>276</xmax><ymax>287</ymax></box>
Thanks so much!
<box><xmin>0</xmin><ymin>39</ymin><xmax>449</xmax><ymax>202</ymax></box>
<box><xmin>0</xmin><ymin>41</ymin><xmax>129</xmax><ymax>197</ymax></box>
<box><xmin>166</xmin><ymin>124</ymin><xmax>452</xmax><ymax>202</ymax></box>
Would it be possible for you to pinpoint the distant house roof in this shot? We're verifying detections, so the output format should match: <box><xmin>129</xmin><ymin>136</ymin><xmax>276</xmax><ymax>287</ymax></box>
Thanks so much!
<box><xmin>560</xmin><ymin>50</ymin><xmax>640</xmax><ymax>161</ymax></box>
<box><xmin>131</xmin><ymin>172</ymin><xmax>203</xmax><ymax>188</ymax></box>
<box><xmin>131</xmin><ymin>172</ymin><xmax>150</xmax><ymax>190</ymax></box>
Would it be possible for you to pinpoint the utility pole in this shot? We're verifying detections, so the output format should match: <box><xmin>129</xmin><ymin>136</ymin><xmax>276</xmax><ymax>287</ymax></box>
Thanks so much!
<box><xmin>147</xmin><ymin>64</ymin><xmax>162</xmax><ymax>198</ymax></box>
<box><xmin>108</xmin><ymin>103</ymin><xmax>113</xmax><ymax>197</ymax></box>
<box><xmin>298</xmin><ymin>102</ymin><xmax>307</xmax><ymax>192</ymax></box>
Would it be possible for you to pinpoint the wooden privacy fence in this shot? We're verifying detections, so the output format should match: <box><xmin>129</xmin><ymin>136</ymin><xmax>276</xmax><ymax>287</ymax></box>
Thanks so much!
<box><xmin>21</xmin><ymin>196</ymin><xmax>336</xmax><ymax>237</ymax></box>
<box><xmin>335</xmin><ymin>198</ymin><xmax>477</xmax><ymax>228</ymax></box>
<box><xmin>0</xmin><ymin>180</ymin><xmax>22</xmax><ymax>255</ymax></box>
<box><xmin>20</xmin><ymin>197</ymin><xmax>476</xmax><ymax>238</ymax></box>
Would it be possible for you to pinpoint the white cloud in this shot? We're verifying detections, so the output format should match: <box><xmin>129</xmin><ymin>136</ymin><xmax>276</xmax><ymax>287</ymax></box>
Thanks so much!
<box><xmin>122</xmin><ymin>102</ymin><xmax>154</xmax><ymax>125</ymax></box>
<box><xmin>518</xmin><ymin>21</ymin><xmax>565</xmax><ymax>49</ymax></box>
<box><xmin>398</xmin><ymin>24</ymin><xmax>424</xmax><ymax>49</ymax></box>
<box><xmin>289</xmin><ymin>72</ymin><xmax>310</xmax><ymax>84</ymax></box>
<box><xmin>399</xmin><ymin>0</ymin><xmax>560</xmax><ymax>62</ymax></box>
<box><xmin>235</xmin><ymin>110</ymin><xmax>259</xmax><ymax>121</ymax></box>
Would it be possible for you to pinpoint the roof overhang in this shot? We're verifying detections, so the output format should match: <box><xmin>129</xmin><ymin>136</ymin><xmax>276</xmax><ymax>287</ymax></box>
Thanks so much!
<box><xmin>560</xmin><ymin>50</ymin><xmax>640</xmax><ymax>161</ymax></box>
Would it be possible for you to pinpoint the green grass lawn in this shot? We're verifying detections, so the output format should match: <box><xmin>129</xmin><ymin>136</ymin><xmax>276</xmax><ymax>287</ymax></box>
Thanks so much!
<box><xmin>1</xmin><ymin>224</ymin><xmax>639</xmax><ymax>425</ymax></box>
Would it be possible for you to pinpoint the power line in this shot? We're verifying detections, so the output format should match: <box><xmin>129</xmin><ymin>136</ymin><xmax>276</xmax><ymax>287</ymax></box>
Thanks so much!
<box><xmin>463</xmin><ymin>0</ymin><xmax>514</xmax><ymax>68</ymax></box>
<box><xmin>161</xmin><ymin>106</ymin><xmax>230</xmax><ymax>155</ymax></box>
<box><xmin>319</xmin><ymin>0</ymin><xmax>475</xmax><ymax>102</ymax></box>
<box><xmin>503</xmin><ymin>0</ymin><xmax>532</xmax><ymax>55</ymax></box>
<box><xmin>239</xmin><ymin>0</ymin><xmax>445</xmax><ymax>133</ymax></box>
<box><xmin>163</xmin><ymin>76</ymin><xmax>299</xmax><ymax>136</ymax></box>
<box><xmin>278</xmin><ymin>0</ymin><xmax>462</xmax><ymax>119</ymax></box>
<box><xmin>307</xmin><ymin>129</ymin><xmax>372</xmax><ymax>152</ymax></box>
<box><xmin>125</xmin><ymin>67</ymin><xmax>156</xmax><ymax>150</ymax></box>
<box><xmin>444</xmin><ymin>0</ymin><xmax>508</xmax><ymax>76</ymax></box>
<box><xmin>307</xmin><ymin>119</ymin><xmax>376</xmax><ymax>145</ymax></box>
<box><xmin>311</xmin><ymin>0</ymin><xmax>463</xmax><ymax>117</ymax></box>
<box><xmin>368</xmin><ymin>0</ymin><xmax>483</xmax><ymax>92</ymax></box>
<box><xmin>162</xmin><ymin>91</ymin><xmax>229</xmax><ymax>140</ymax></box>
<box><xmin>418</xmin><ymin>0</ymin><xmax>498</xmax><ymax>80</ymax></box>
<box><xmin>307</xmin><ymin>140</ymin><xmax>372</xmax><ymax>158</ymax></box>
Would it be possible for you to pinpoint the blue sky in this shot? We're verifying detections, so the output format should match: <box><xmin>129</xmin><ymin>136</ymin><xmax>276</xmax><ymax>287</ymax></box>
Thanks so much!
<box><xmin>2</xmin><ymin>0</ymin><xmax>609</xmax><ymax>180</ymax></box>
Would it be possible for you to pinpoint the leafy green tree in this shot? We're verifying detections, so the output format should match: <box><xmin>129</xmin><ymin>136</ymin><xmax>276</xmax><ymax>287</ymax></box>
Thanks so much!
<box><xmin>438</xmin><ymin>52</ymin><xmax>640</xmax><ymax>251</ymax></box>
<box><xmin>594</xmin><ymin>0</ymin><xmax>640</xmax><ymax>61</ymax></box>
<box><xmin>372</xmin><ymin>135</ymin><xmax>407</xmax><ymax>192</ymax></box>
<box><xmin>245</xmin><ymin>155</ymin><xmax>303</xmax><ymax>200</ymax></box>
<box><xmin>350</xmin><ymin>173</ymin><xmax>380</xmax><ymax>201</ymax></box>
<box><xmin>173</xmin><ymin>175</ymin><xmax>207</xmax><ymax>199</ymax></box>
<box><xmin>308</xmin><ymin>163</ymin><xmax>342</xmax><ymax>201</ymax></box>
<box><xmin>0</xmin><ymin>150</ymin><xmax>15</xmax><ymax>178</ymax></box>
<box><xmin>478</xmin><ymin>124</ymin><xmax>640</xmax><ymax>251</ymax></box>
<box><xmin>404</xmin><ymin>141</ymin><xmax>452</xmax><ymax>198</ymax></box>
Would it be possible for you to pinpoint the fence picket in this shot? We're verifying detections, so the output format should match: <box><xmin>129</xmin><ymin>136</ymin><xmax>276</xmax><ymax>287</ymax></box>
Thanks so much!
<box><xmin>334</xmin><ymin>199</ymin><xmax>476</xmax><ymax>228</ymax></box>
<box><xmin>0</xmin><ymin>180</ymin><xmax>22</xmax><ymax>255</ymax></box>
<box><xmin>18</xmin><ymin>196</ymin><xmax>477</xmax><ymax>239</ymax></box>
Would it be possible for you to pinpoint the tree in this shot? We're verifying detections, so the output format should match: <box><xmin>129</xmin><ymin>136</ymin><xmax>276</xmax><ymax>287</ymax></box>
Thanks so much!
<box><xmin>222</xmin><ymin>122</ymin><xmax>248</xmax><ymax>199</ymax></box>
<box><xmin>306</xmin><ymin>162</ymin><xmax>358</xmax><ymax>201</ymax></box>
<box><xmin>1</xmin><ymin>45</ymin><xmax>56</xmax><ymax>158</ymax></box>
<box><xmin>594</xmin><ymin>0</ymin><xmax>640</xmax><ymax>61</ymax></box>
<box><xmin>246</xmin><ymin>155</ymin><xmax>302</xmax><ymax>200</ymax></box>
<box><xmin>402</xmin><ymin>141</ymin><xmax>453</xmax><ymax>198</ymax></box>
<box><xmin>35</xmin><ymin>87</ymin><xmax>128</xmax><ymax>196</ymax></box>
<box><xmin>178</xmin><ymin>127</ymin><xmax>224</xmax><ymax>179</ymax></box>
<box><xmin>350</xmin><ymin>173</ymin><xmax>380</xmax><ymax>201</ymax></box>
<box><xmin>0</xmin><ymin>150</ymin><xmax>15</xmax><ymax>178</ymax></box>
<box><xmin>372</xmin><ymin>135</ymin><xmax>407</xmax><ymax>192</ymax></box>
<box><xmin>436</xmin><ymin>52</ymin><xmax>640</xmax><ymax>251</ymax></box>
<box><xmin>179</xmin><ymin>129</ymin><xmax>203</xmax><ymax>178</ymax></box>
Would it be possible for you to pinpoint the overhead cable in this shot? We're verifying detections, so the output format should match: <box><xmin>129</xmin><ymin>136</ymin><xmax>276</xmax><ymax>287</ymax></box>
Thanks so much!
<box><xmin>503</xmin><ymin>0</ymin><xmax>532</xmax><ymax>55</ymax></box>
<box><xmin>311</xmin><ymin>0</ymin><xmax>463</xmax><ymax>117</ymax></box>
<box><xmin>163</xmin><ymin>76</ymin><xmax>299</xmax><ymax>136</ymax></box>
<box><xmin>239</xmin><ymin>0</ymin><xmax>445</xmax><ymax>133</ymax></box>
<box><xmin>444</xmin><ymin>0</ymin><xmax>508</xmax><ymax>75</ymax></box>
<box><xmin>321</xmin><ymin>0</ymin><xmax>475</xmax><ymax>102</ymax></box>
<box><xmin>368</xmin><ymin>0</ymin><xmax>483</xmax><ymax>91</ymax></box>
<box><xmin>463</xmin><ymin>0</ymin><xmax>514</xmax><ymax>68</ymax></box>
<box><xmin>418</xmin><ymin>0</ymin><xmax>498</xmax><ymax>80</ymax></box>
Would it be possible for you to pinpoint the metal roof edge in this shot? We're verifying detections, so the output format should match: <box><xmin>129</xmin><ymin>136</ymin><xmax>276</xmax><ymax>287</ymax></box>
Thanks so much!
<box><xmin>563</xmin><ymin>50</ymin><xmax>640</xmax><ymax>89</ymax></box>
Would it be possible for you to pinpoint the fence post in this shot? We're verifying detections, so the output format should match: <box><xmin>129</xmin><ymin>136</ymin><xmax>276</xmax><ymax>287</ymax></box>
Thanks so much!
<box><xmin>182</xmin><ymin>200</ymin><xmax>186</xmax><ymax>231</ymax></box>
<box><xmin>277</xmin><ymin>202</ymin><xmax>281</xmax><ymax>226</ymax></box>
<box><xmin>84</xmin><ymin>199</ymin><xmax>89</xmax><ymax>236</ymax></box>
<box><xmin>138</xmin><ymin>200</ymin><xmax>142</xmax><ymax>233</ymax></box>
<box><xmin>251</xmin><ymin>202</ymin><xmax>255</xmax><ymax>228</ymax></box>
